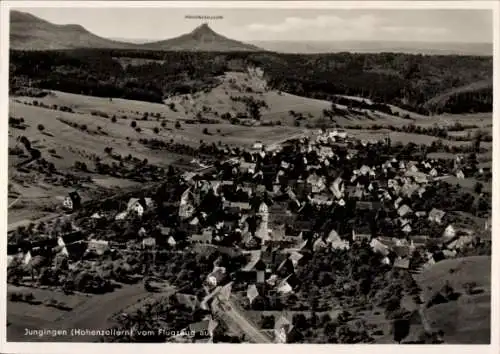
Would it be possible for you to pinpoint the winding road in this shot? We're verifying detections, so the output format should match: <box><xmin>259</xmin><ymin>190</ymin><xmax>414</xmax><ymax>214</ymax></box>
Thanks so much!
<box><xmin>212</xmin><ymin>294</ymin><xmax>272</xmax><ymax>343</ymax></box>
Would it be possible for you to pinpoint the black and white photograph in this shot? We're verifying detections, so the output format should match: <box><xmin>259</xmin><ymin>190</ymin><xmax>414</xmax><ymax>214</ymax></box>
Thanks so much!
<box><xmin>1</xmin><ymin>0</ymin><xmax>498</xmax><ymax>351</ymax></box>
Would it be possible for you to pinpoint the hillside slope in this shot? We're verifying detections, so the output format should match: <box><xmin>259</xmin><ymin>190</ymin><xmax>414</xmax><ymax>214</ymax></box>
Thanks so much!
<box><xmin>10</xmin><ymin>10</ymin><xmax>135</xmax><ymax>50</ymax></box>
<box><xmin>10</xmin><ymin>11</ymin><xmax>261</xmax><ymax>52</ymax></box>
<box><xmin>415</xmin><ymin>256</ymin><xmax>491</xmax><ymax>344</ymax></box>
<box><xmin>140</xmin><ymin>23</ymin><xmax>261</xmax><ymax>52</ymax></box>
<box><xmin>423</xmin><ymin>80</ymin><xmax>493</xmax><ymax>115</ymax></box>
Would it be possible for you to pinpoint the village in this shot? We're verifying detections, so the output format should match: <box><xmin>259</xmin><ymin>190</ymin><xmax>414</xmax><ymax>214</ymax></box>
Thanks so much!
<box><xmin>6</xmin><ymin>128</ymin><xmax>492</xmax><ymax>343</ymax></box>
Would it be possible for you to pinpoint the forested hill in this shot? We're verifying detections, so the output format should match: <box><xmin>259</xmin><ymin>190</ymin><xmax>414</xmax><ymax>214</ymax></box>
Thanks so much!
<box><xmin>9</xmin><ymin>49</ymin><xmax>492</xmax><ymax>115</ymax></box>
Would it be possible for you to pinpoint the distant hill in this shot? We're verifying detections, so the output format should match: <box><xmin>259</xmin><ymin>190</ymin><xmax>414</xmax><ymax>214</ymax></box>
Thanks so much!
<box><xmin>249</xmin><ymin>40</ymin><xmax>493</xmax><ymax>56</ymax></box>
<box><xmin>139</xmin><ymin>23</ymin><xmax>261</xmax><ymax>52</ymax></box>
<box><xmin>10</xmin><ymin>10</ymin><xmax>135</xmax><ymax>50</ymax></box>
<box><xmin>10</xmin><ymin>11</ymin><xmax>261</xmax><ymax>52</ymax></box>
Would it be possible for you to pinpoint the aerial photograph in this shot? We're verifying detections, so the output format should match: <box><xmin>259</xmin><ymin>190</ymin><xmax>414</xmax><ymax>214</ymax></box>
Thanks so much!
<box><xmin>4</xmin><ymin>3</ymin><xmax>493</xmax><ymax>345</ymax></box>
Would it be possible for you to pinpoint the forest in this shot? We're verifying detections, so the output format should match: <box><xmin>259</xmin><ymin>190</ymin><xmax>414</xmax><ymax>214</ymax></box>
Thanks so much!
<box><xmin>9</xmin><ymin>49</ymin><xmax>492</xmax><ymax>115</ymax></box>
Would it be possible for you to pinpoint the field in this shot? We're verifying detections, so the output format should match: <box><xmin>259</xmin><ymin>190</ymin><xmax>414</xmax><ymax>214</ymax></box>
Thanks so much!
<box><xmin>8</xmin><ymin>73</ymin><xmax>310</xmax><ymax>225</ymax></box>
<box><xmin>6</xmin><ymin>282</ymin><xmax>175</xmax><ymax>342</ymax></box>
<box><xmin>8</xmin><ymin>67</ymin><xmax>493</xmax><ymax>234</ymax></box>
<box><xmin>414</xmin><ymin>256</ymin><xmax>491</xmax><ymax>344</ymax></box>
<box><xmin>345</xmin><ymin>127</ymin><xmax>492</xmax><ymax>149</ymax></box>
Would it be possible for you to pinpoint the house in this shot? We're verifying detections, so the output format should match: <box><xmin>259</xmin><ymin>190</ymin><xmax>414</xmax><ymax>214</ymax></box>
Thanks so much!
<box><xmin>417</xmin><ymin>187</ymin><xmax>427</xmax><ymax>198</ymax></box>
<box><xmin>330</xmin><ymin>177</ymin><xmax>344</xmax><ymax>199</ymax></box>
<box><xmin>241</xmin><ymin>250</ymin><xmax>267</xmax><ymax>283</ymax></box>
<box><xmin>247</xmin><ymin>284</ymin><xmax>259</xmax><ymax>304</ymax></box>
<box><xmin>23</xmin><ymin>250</ymin><xmax>32</xmax><ymax>265</ymax></box>
<box><xmin>191</xmin><ymin>229</ymin><xmax>213</xmax><ymax>244</ymax></box>
<box><xmin>456</xmin><ymin>169</ymin><xmax>465</xmax><ymax>179</ymax></box>
<box><xmin>63</xmin><ymin>191</ymin><xmax>81</xmax><ymax>212</ymax></box>
<box><xmin>255</xmin><ymin>203</ymin><xmax>270</xmax><ymax>241</ymax></box>
<box><xmin>288</xmin><ymin>251</ymin><xmax>303</xmax><ymax>267</ymax></box>
<box><xmin>142</xmin><ymin>237</ymin><xmax>156</xmax><ymax>248</ymax></box>
<box><xmin>224</xmin><ymin>201</ymin><xmax>252</xmax><ymax>212</ymax></box>
<box><xmin>402</xmin><ymin>224</ymin><xmax>412</xmax><ymax>234</ymax></box>
<box><xmin>274</xmin><ymin>315</ymin><xmax>294</xmax><ymax>343</ymax></box>
<box><xmin>277</xmin><ymin>276</ymin><xmax>293</xmax><ymax>295</ymax></box>
<box><xmin>179</xmin><ymin>188</ymin><xmax>195</xmax><ymax>220</ymax></box>
<box><xmin>167</xmin><ymin>236</ymin><xmax>177</xmax><ymax>247</ymax></box>
<box><xmin>359</xmin><ymin>165</ymin><xmax>372</xmax><ymax>176</ymax></box>
<box><xmin>156</xmin><ymin>225</ymin><xmax>170</xmax><ymax>235</ymax></box>
<box><xmin>447</xmin><ymin>235</ymin><xmax>474</xmax><ymax>250</ymax></box>
<box><xmin>181</xmin><ymin>171</ymin><xmax>197</xmax><ymax>182</ymax></box>
<box><xmin>443</xmin><ymin>224</ymin><xmax>456</xmax><ymax>241</ymax></box>
<box><xmin>442</xmin><ymin>249</ymin><xmax>457</xmax><ymax>258</ymax></box>
<box><xmin>310</xmin><ymin>194</ymin><xmax>332</xmax><ymax>206</ymax></box>
<box><xmin>428</xmin><ymin>208</ymin><xmax>445</xmax><ymax>224</ymax></box>
<box><xmin>485</xmin><ymin>217</ymin><xmax>492</xmax><ymax>231</ymax></box>
<box><xmin>409</xmin><ymin>235</ymin><xmax>428</xmax><ymax>248</ymax></box>
<box><xmin>407</xmin><ymin>161</ymin><xmax>419</xmax><ymax>173</ymax></box>
<box><xmin>207</xmin><ymin>267</ymin><xmax>226</xmax><ymax>287</ymax></box>
<box><xmin>240</xmin><ymin>162</ymin><xmax>256</xmax><ymax>174</ymax></box>
<box><xmin>252</xmin><ymin>141</ymin><xmax>264</xmax><ymax>150</ymax></box>
<box><xmin>415</xmin><ymin>211</ymin><xmax>427</xmax><ymax>218</ymax></box>
<box><xmin>127</xmin><ymin>197</ymin><xmax>153</xmax><ymax>217</ymax></box>
<box><xmin>353</xmin><ymin>185</ymin><xmax>364</xmax><ymax>199</ymax></box>
<box><xmin>331</xmin><ymin>239</ymin><xmax>350</xmax><ymax>250</ymax></box>
<box><xmin>86</xmin><ymin>239</ymin><xmax>110</xmax><ymax>256</ymax></box>
<box><xmin>393</xmin><ymin>258</ymin><xmax>410</xmax><ymax>270</ymax></box>
<box><xmin>326</xmin><ymin>229</ymin><xmax>341</xmax><ymax>243</ymax></box>
<box><xmin>393</xmin><ymin>244</ymin><xmax>412</xmax><ymax>258</ymax></box>
<box><xmin>401</xmin><ymin>183</ymin><xmax>419</xmax><ymax>198</ymax></box>
<box><xmin>60</xmin><ymin>230</ymin><xmax>84</xmax><ymax>245</ymax></box>
<box><xmin>352</xmin><ymin>230</ymin><xmax>371</xmax><ymax>242</ymax></box>
<box><xmin>370</xmin><ymin>238</ymin><xmax>390</xmax><ymax>256</ymax></box>
<box><xmin>313</xmin><ymin>238</ymin><xmax>327</xmax><ymax>252</ymax></box>
<box><xmin>306</xmin><ymin>173</ymin><xmax>326</xmax><ymax>193</ymax></box>
<box><xmin>115</xmin><ymin>211</ymin><xmax>128</xmax><ymax>220</ymax></box>
<box><xmin>397</xmin><ymin>204</ymin><xmax>412</xmax><ymax>218</ymax></box>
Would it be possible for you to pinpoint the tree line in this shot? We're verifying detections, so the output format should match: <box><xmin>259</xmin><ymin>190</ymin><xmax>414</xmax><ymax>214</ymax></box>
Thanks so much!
<box><xmin>10</xmin><ymin>49</ymin><xmax>492</xmax><ymax>115</ymax></box>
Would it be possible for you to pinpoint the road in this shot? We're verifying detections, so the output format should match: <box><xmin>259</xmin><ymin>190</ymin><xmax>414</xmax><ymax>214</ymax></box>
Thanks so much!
<box><xmin>213</xmin><ymin>294</ymin><xmax>272</xmax><ymax>343</ymax></box>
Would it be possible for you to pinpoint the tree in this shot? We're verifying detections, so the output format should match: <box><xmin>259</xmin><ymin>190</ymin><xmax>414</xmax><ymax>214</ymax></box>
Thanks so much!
<box><xmin>260</xmin><ymin>315</ymin><xmax>275</xmax><ymax>329</ymax></box>
<box><xmin>37</xmin><ymin>124</ymin><xmax>45</xmax><ymax>132</ymax></box>
<box><xmin>385</xmin><ymin>296</ymin><xmax>401</xmax><ymax>319</ymax></box>
<box><xmin>153</xmin><ymin>127</ymin><xmax>160</xmax><ymax>134</ymax></box>
<box><xmin>131</xmin><ymin>121</ymin><xmax>137</xmax><ymax>128</ymax></box>
<box><xmin>23</xmin><ymin>292</ymin><xmax>35</xmax><ymax>303</ymax></box>
<box><xmin>111</xmin><ymin>116</ymin><xmax>117</xmax><ymax>123</ymax></box>
<box><xmin>175</xmin><ymin>121</ymin><xmax>181</xmax><ymax>129</ymax></box>
<box><xmin>474</xmin><ymin>182</ymin><xmax>483</xmax><ymax>194</ymax></box>
<box><xmin>203</xmin><ymin>128</ymin><xmax>209</xmax><ymax>135</ymax></box>
<box><xmin>392</xmin><ymin>318</ymin><xmax>410</xmax><ymax>343</ymax></box>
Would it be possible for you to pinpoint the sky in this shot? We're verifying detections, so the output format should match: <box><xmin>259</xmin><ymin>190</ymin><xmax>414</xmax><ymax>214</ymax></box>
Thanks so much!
<box><xmin>14</xmin><ymin>7</ymin><xmax>493</xmax><ymax>43</ymax></box>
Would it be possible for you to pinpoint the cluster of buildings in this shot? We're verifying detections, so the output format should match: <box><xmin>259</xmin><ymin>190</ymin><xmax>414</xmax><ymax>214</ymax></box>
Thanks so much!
<box><xmin>7</xmin><ymin>128</ymin><xmax>491</xmax><ymax>343</ymax></box>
